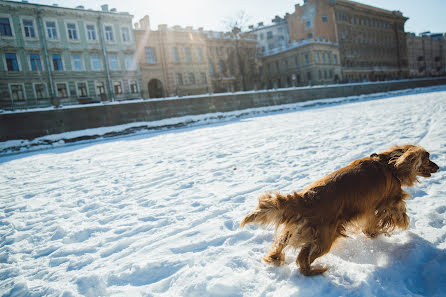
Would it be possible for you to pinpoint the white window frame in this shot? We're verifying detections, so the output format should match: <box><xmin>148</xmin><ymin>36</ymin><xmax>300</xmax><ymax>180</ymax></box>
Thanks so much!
<box><xmin>90</xmin><ymin>54</ymin><xmax>102</xmax><ymax>71</ymax></box>
<box><xmin>28</xmin><ymin>53</ymin><xmax>44</xmax><ymax>71</ymax></box>
<box><xmin>51</xmin><ymin>53</ymin><xmax>65</xmax><ymax>71</ymax></box>
<box><xmin>33</xmin><ymin>82</ymin><xmax>47</xmax><ymax>100</ymax></box>
<box><xmin>85</xmin><ymin>22</ymin><xmax>97</xmax><ymax>42</ymax></box>
<box><xmin>0</xmin><ymin>14</ymin><xmax>16</xmax><ymax>39</ymax></box>
<box><xmin>3</xmin><ymin>52</ymin><xmax>22</xmax><ymax>71</ymax></box>
<box><xmin>44</xmin><ymin>18</ymin><xmax>59</xmax><ymax>41</ymax></box>
<box><xmin>144</xmin><ymin>47</ymin><xmax>157</xmax><ymax>64</ymax></box>
<box><xmin>125</xmin><ymin>54</ymin><xmax>137</xmax><ymax>71</ymax></box>
<box><xmin>71</xmin><ymin>53</ymin><xmax>84</xmax><ymax>71</ymax></box>
<box><xmin>20</xmin><ymin>17</ymin><xmax>38</xmax><ymax>40</ymax></box>
<box><xmin>8</xmin><ymin>83</ymin><xmax>26</xmax><ymax>101</ymax></box>
<box><xmin>65</xmin><ymin>20</ymin><xmax>80</xmax><ymax>42</ymax></box>
<box><xmin>128</xmin><ymin>80</ymin><xmax>139</xmax><ymax>94</ymax></box>
<box><xmin>108</xmin><ymin>54</ymin><xmax>120</xmax><ymax>71</ymax></box>
<box><xmin>120</xmin><ymin>26</ymin><xmax>131</xmax><ymax>43</ymax></box>
<box><xmin>103</xmin><ymin>24</ymin><xmax>115</xmax><ymax>42</ymax></box>
<box><xmin>113</xmin><ymin>80</ymin><xmax>124</xmax><ymax>96</ymax></box>
<box><xmin>95</xmin><ymin>81</ymin><xmax>107</xmax><ymax>96</ymax></box>
<box><xmin>55</xmin><ymin>82</ymin><xmax>69</xmax><ymax>98</ymax></box>
<box><xmin>76</xmin><ymin>81</ymin><xmax>89</xmax><ymax>97</ymax></box>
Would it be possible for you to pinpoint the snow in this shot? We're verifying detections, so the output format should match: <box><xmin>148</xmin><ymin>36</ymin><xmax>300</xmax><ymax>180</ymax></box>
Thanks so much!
<box><xmin>1</xmin><ymin>86</ymin><xmax>445</xmax><ymax>297</ymax></box>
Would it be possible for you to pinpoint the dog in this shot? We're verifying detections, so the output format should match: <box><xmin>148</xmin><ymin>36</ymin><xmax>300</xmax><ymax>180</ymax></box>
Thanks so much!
<box><xmin>240</xmin><ymin>144</ymin><xmax>439</xmax><ymax>276</ymax></box>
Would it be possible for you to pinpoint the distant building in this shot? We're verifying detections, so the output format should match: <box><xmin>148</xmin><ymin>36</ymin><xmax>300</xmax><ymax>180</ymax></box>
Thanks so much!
<box><xmin>287</xmin><ymin>0</ymin><xmax>409</xmax><ymax>82</ymax></box>
<box><xmin>0</xmin><ymin>0</ymin><xmax>141</xmax><ymax>110</ymax></box>
<box><xmin>134</xmin><ymin>15</ymin><xmax>259</xmax><ymax>97</ymax></box>
<box><xmin>261</xmin><ymin>40</ymin><xmax>342</xmax><ymax>88</ymax></box>
<box><xmin>248</xmin><ymin>15</ymin><xmax>290</xmax><ymax>55</ymax></box>
<box><xmin>406</xmin><ymin>32</ymin><xmax>446</xmax><ymax>78</ymax></box>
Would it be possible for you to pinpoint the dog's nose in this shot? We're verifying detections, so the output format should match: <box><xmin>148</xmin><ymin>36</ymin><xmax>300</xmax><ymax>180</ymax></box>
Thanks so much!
<box><xmin>430</xmin><ymin>161</ymin><xmax>439</xmax><ymax>173</ymax></box>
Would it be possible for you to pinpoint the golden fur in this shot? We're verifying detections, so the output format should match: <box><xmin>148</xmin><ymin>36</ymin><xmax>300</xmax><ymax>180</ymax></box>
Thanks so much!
<box><xmin>240</xmin><ymin>144</ymin><xmax>439</xmax><ymax>276</ymax></box>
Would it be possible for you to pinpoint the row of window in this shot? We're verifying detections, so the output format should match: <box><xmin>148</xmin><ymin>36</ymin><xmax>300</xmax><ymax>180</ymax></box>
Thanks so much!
<box><xmin>175</xmin><ymin>72</ymin><xmax>208</xmax><ymax>86</ymax></box>
<box><xmin>0</xmin><ymin>16</ymin><xmax>131</xmax><ymax>43</ymax></box>
<box><xmin>336</xmin><ymin>12</ymin><xmax>393</xmax><ymax>30</ymax></box>
<box><xmin>144</xmin><ymin>47</ymin><xmax>205</xmax><ymax>64</ymax></box>
<box><xmin>8</xmin><ymin>80</ymin><xmax>139</xmax><ymax>102</ymax></box>
<box><xmin>3</xmin><ymin>52</ymin><xmax>137</xmax><ymax>72</ymax></box>
<box><xmin>265</xmin><ymin>52</ymin><xmax>338</xmax><ymax>74</ymax></box>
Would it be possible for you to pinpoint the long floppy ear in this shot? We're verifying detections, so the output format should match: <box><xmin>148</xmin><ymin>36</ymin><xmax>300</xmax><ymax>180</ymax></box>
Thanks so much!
<box><xmin>391</xmin><ymin>147</ymin><xmax>423</xmax><ymax>186</ymax></box>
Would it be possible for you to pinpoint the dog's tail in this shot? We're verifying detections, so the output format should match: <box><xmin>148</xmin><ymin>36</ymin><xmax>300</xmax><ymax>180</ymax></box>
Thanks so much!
<box><xmin>240</xmin><ymin>192</ymin><xmax>303</xmax><ymax>229</ymax></box>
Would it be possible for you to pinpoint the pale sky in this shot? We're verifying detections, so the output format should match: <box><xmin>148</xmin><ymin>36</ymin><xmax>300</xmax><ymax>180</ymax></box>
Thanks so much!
<box><xmin>11</xmin><ymin>0</ymin><xmax>446</xmax><ymax>34</ymax></box>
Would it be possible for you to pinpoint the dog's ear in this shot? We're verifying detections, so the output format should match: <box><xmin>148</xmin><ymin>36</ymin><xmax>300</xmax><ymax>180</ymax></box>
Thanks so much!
<box><xmin>391</xmin><ymin>147</ymin><xmax>423</xmax><ymax>186</ymax></box>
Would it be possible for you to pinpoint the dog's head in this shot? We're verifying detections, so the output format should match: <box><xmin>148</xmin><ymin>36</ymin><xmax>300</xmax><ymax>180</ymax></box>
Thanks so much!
<box><xmin>388</xmin><ymin>145</ymin><xmax>439</xmax><ymax>186</ymax></box>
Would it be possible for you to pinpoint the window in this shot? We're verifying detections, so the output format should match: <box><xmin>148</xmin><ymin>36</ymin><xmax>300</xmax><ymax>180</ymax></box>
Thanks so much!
<box><xmin>56</xmin><ymin>83</ymin><xmax>68</xmax><ymax>98</ymax></box>
<box><xmin>188</xmin><ymin>73</ymin><xmax>195</xmax><ymax>85</ymax></box>
<box><xmin>305</xmin><ymin>54</ymin><xmax>309</xmax><ymax>65</ymax></box>
<box><xmin>267</xmin><ymin>31</ymin><xmax>273</xmax><ymax>39</ymax></box>
<box><xmin>121</xmin><ymin>27</ymin><xmax>130</xmax><ymax>42</ymax></box>
<box><xmin>34</xmin><ymin>83</ymin><xmax>46</xmax><ymax>99</ymax></box>
<box><xmin>218</xmin><ymin>60</ymin><xmax>224</xmax><ymax>74</ymax></box>
<box><xmin>322</xmin><ymin>14</ymin><xmax>328</xmax><ymax>23</ymax></box>
<box><xmin>294</xmin><ymin>56</ymin><xmax>299</xmax><ymax>67</ymax></box>
<box><xmin>275</xmin><ymin>60</ymin><xmax>280</xmax><ymax>72</ymax></box>
<box><xmin>91</xmin><ymin>55</ymin><xmax>101</xmax><ymax>70</ymax></box>
<box><xmin>72</xmin><ymin>54</ymin><xmax>83</xmax><ymax>71</ymax></box>
<box><xmin>322</xmin><ymin>53</ymin><xmax>326</xmax><ymax>64</ymax></box>
<box><xmin>125</xmin><ymin>55</ymin><xmax>136</xmax><ymax>70</ymax></box>
<box><xmin>333</xmin><ymin>54</ymin><xmax>338</xmax><ymax>65</ymax></box>
<box><xmin>86</xmin><ymin>24</ymin><xmax>96</xmax><ymax>41</ymax></box>
<box><xmin>208</xmin><ymin>61</ymin><xmax>214</xmax><ymax>75</ymax></box>
<box><xmin>109</xmin><ymin>55</ymin><xmax>119</xmax><ymax>70</ymax></box>
<box><xmin>30</xmin><ymin>54</ymin><xmax>42</xmax><ymax>71</ymax></box>
<box><xmin>5</xmin><ymin>53</ymin><xmax>19</xmax><ymax>71</ymax></box>
<box><xmin>96</xmin><ymin>82</ymin><xmax>106</xmax><ymax>96</ymax></box>
<box><xmin>52</xmin><ymin>54</ymin><xmax>63</xmax><ymax>71</ymax></box>
<box><xmin>129</xmin><ymin>81</ymin><xmax>138</xmax><ymax>94</ymax></box>
<box><xmin>197</xmin><ymin>48</ymin><xmax>204</xmax><ymax>62</ymax></box>
<box><xmin>172</xmin><ymin>47</ymin><xmax>179</xmax><ymax>62</ymax></box>
<box><xmin>306</xmin><ymin>21</ymin><xmax>311</xmax><ymax>28</ymax></box>
<box><xmin>10</xmin><ymin>84</ymin><xmax>25</xmax><ymax>101</ymax></box>
<box><xmin>145</xmin><ymin>47</ymin><xmax>157</xmax><ymax>64</ymax></box>
<box><xmin>23</xmin><ymin>19</ymin><xmax>36</xmax><ymax>38</ymax></box>
<box><xmin>284</xmin><ymin>59</ymin><xmax>289</xmax><ymax>70</ymax></box>
<box><xmin>307</xmin><ymin>33</ymin><xmax>313</xmax><ymax>39</ymax></box>
<box><xmin>0</xmin><ymin>17</ymin><xmax>12</xmax><ymax>36</ymax></box>
<box><xmin>185</xmin><ymin>48</ymin><xmax>192</xmax><ymax>62</ymax></box>
<box><xmin>77</xmin><ymin>82</ymin><xmax>88</xmax><ymax>97</ymax></box>
<box><xmin>200</xmin><ymin>72</ymin><xmax>207</xmax><ymax>84</ymax></box>
<box><xmin>67</xmin><ymin>23</ymin><xmax>78</xmax><ymax>40</ymax></box>
<box><xmin>105</xmin><ymin>26</ymin><xmax>114</xmax><ymax>41</ymax></box>
<box><xmin>113</xmin><ymin>81</ymin><xmax>123</xmax><ymax>95</ymax></box>
<box><xmin>176</xmin><ymin>73</ymin><xmax>183</xmax><ymax>86</ymax></box>
<box><xmin>315</xmin><ymin>52</ymin><xmax>320</xmax><ymax>63</ymax></box>
<box><xmin>46</xmin><ymin>21</ymin><xmax>58</xmax><ymax>39</ymax></box>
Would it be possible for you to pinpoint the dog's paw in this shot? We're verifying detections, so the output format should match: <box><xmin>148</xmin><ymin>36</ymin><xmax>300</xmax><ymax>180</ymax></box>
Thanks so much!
<box><xmin>263</xmin><ymin>252</ymin><xmax>285</xmax><ymax>266</ymax></box>
<box><xmin>299</xmin><ymin>265</ymin><xmax>328</xmax><ymax>276</ymax></box>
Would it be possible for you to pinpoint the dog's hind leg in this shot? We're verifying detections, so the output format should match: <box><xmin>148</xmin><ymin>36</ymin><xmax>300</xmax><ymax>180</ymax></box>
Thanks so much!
<box><xmin>263</xmin><ymin>230</ymin><xmax>290</xmax><ymax>266</ymax></box>
<box><xmin>297</xmin><ymin>224</ymin><xmax>338</xmax><ymax>276</ymax></box>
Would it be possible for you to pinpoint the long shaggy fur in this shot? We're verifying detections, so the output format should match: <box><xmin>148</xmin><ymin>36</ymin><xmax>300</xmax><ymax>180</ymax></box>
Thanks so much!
<box><xmin>241</xmin><ymin>144</ymin><xmax>439</xmax><ymax>276</ymax></box>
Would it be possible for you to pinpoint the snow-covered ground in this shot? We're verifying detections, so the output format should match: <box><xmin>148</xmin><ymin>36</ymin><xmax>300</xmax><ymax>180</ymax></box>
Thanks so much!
<box><xmin>1</xmin><ymin>87</ymin><xmax>445</xmax><ymax>297</ymax></box>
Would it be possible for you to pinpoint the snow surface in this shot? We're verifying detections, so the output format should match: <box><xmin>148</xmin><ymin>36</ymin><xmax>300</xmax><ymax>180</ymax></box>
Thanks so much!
<box><xmin>1</xmin><ymin>87</ymin><xmax>445</xmax><ymax>297</ymax></box>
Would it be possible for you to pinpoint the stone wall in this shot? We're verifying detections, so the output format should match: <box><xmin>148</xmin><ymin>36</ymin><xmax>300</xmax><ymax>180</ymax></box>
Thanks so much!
<box><xmin>1</xmin><ymin>78</ymin><xmax>445</xmax><ymax>141</ymax></box>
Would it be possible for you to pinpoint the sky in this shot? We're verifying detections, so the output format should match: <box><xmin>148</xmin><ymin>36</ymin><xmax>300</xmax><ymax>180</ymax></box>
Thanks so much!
<box><xmin>10</xmin><ymin>0</ymin><xmax>446</xmax><ymax>34</ymax></box>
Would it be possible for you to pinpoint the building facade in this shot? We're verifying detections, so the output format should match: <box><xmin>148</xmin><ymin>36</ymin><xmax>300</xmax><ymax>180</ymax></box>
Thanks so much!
<box><xmin>135</xmin><ymin>16</ymin><xmax>259</xmax><ymax>97</ymax></box>
<box><xmin>248</xmin><ymin>15</ymin><xmax>290</xmax><ymax>55</ymax></box>
<box><xmin>0</xmin><ymin>1</ymin><xmax>141</xmax><ymax>110</ymax></box>
<box><xmin>406</xmin><ymin>32</ymin><xmax>446</xmax><ymax>78</ymax></box>
<box><xmin>261</xmin><ymin>40</ymin><xmax>342</xmax><ymax>88</ymax></box>
<box><xmin>287</xmin><ymin>0</ymin><xmax>409</xmax><ymax>82</ymax></box>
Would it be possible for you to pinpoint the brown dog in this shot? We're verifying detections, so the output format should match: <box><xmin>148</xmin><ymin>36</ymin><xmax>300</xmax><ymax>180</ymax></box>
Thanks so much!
<box><xmin>241</xmin><ymin>145</ymin><xmax>439</xmax><ymax>276</ymax></box>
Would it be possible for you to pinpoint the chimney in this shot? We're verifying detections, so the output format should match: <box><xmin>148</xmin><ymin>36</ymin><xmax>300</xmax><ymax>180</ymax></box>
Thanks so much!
<box><xmin>258</xmin><ymin>22</ymin><xmax>264</xmax><ymax>27</ymax></box>
<box><xmin>139</xmin><ymin>15</ymin><xmax>150</xmax><ymax>30</ymax></box>
<box><xmin>101</xmin><ymin>4</ymin><xmax>109</xmax><ymax>12</ymax></box>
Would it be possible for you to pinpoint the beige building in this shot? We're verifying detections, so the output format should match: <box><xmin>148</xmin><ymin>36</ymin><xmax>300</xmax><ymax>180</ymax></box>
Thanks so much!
<box><xmin>287</xmin><ymin>0</ymin><xmax>409</xmax><ymax>82</ymax></box>
<box><xmin>406</xmin><ymin>32</ymin><xmax>446</xmax><ymax>78</ymax></box>
<box><xmin>261</xmin><ymin>40</ymin><xmax>342</xmax><ymax>88</ymax></box>
<box><xmin>134</xmin><ymin>16</ymin><xmax>259</xmax><ymax>98</ymax></box>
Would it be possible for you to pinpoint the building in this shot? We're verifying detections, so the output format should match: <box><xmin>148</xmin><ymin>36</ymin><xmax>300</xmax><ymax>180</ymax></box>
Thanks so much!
<box><xmin>261</xmin><ymin>40</ymin><xmax>342</xmax><ymax>88</ymax></box>
<box><xmin>248</xmin><ymin>15</ymin><xmax>290</xmax><ymax>55</ymax></box>
<box><xmin>406</xmin><ymin>32</ymin><xmax>446</xmax><ymax>78</ymax></box>
<box><xmin>135</xmin><ymin>15</ymin><xmax>259</xmax><ymax>97</ymax></box>
<box><xmin>287</xmin><ymin>0</ymin><xmax>409</xmax><ymax>82</ymax></box>
<box><xmin>134</xmin><ymin>16</ymin><xmax>212</xmax><ymax>98</ymax></box>
<box><xmin>0</xmin><ymin>0</ymin><xmax>141</xmax><ymax>110</ymax></box>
